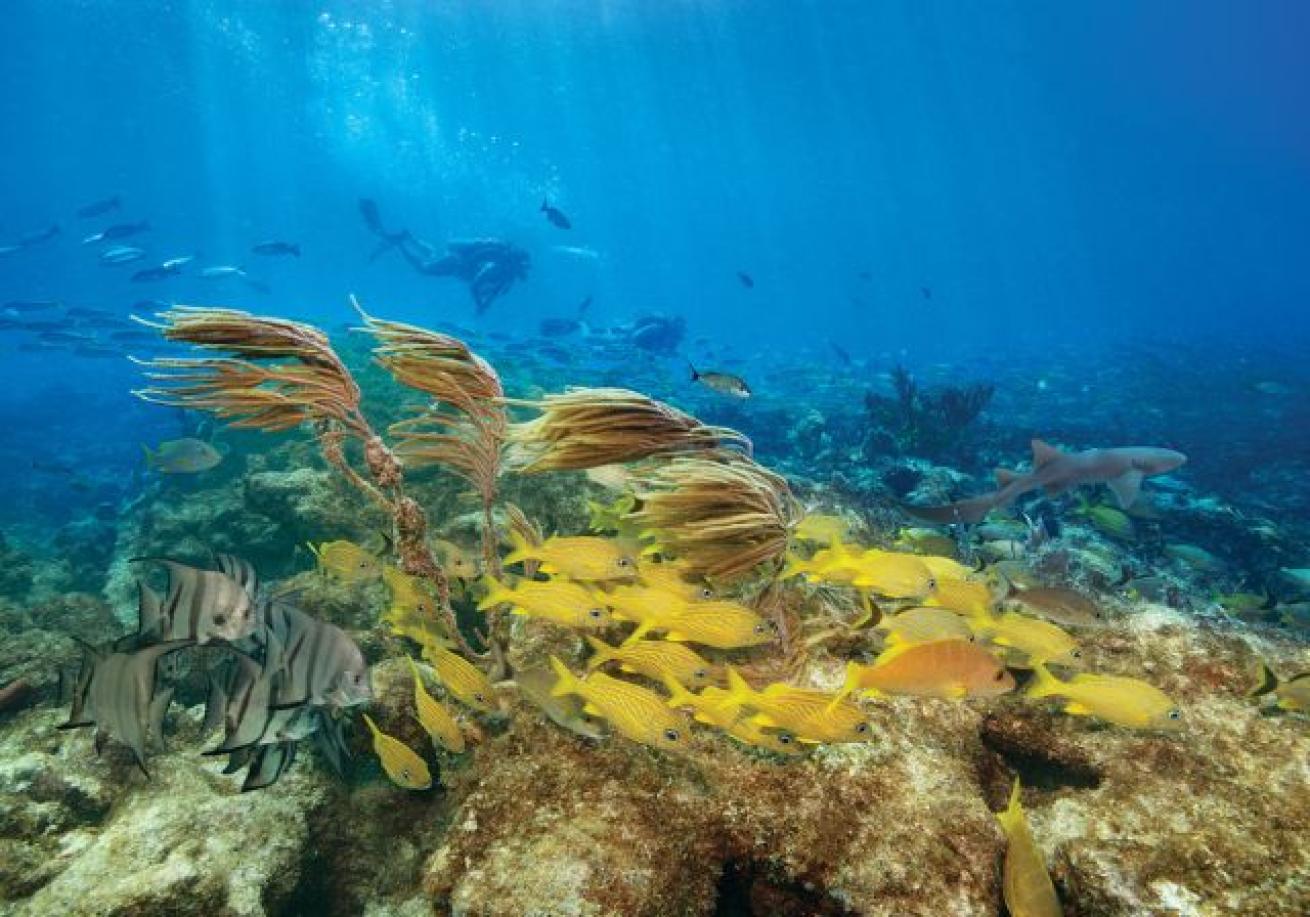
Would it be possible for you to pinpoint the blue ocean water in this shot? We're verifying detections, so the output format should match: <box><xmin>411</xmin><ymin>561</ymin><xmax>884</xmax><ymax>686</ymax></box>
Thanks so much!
<box><xmin>1</xmin><ymin>0</ymin><xmax>1308</xmax><ymax>532</ymax></box>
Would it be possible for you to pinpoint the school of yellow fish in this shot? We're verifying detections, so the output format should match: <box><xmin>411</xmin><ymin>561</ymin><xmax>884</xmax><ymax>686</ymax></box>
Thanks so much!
<box><xmin>309</xmin><ymin>506</ymin><xmax>1235</xmax><ymax>911</ymax></box>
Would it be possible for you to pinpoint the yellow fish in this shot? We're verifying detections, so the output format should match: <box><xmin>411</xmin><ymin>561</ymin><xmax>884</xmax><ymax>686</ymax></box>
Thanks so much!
<box><xmin>1248</xmin><ymin>660</ymin><xmax>1310</xmax><ymax>712</ymax></box>
<box><xmin>504</xmin><ymin>532</ymin><xmax>638</xmax><ymax>582</ymax></box>
<box><xmin>601</xmin><ymin>582</ymin><xmax>688</xmax><ymax>636</ymax></box>
<box><xmin>407</xmin><ymin>657</ymin><xmax>465</xmax><ymax>754</ymax></box>
<box><xmin>586</xmin><ymin>636</ymin><xmax>717</xmax><ymax>689</ymax></box>
<box><xmin>976</xmin><ymin>613</ymin><xmax>1081</xmax><ymax>668</ymax></box>
<box><xmin>719</xmin><ymin>668</ymin><xmax>873</xmax><ymax>744</ymax></box>
<box><xmin>585</xmin><ymin>492</ymin><xmax>645</xmax><ymax>541</ymax></box>
<box><xmin>638</xmin><ymin>561</ymin><xmax>716</xmax><ymax>602</ymax></box>
<box><xmin>917</xmin><ymin>555</ymin><xmax>974</xmax><ymax>582</ymax></box>
<box><xmin>422</xmin><ymin>644</ymin><xmax>499</xmax><ymax>714</ymax></box>
<box><xmin>792</xmin><ymin>513</ymin><xmax>851</xmax><ymax>545</ymax></box>
<box><xmin>477</xmin><ymin>577</ymin><xmax>612</xmax><ymax>629</ymax></box>
<box><xmin>850</xmin><ymin>550</ymin><xmax>937</xmax><ymax>600</ymax></box>
<box><xmin>781</xmin><ymin>542</ymin><xmax>861</xmax><ymax>584</ymax></box>
<box><xmin>432</xmin><ymin>538</ymin><xmax>480</xmax><ymax>580</ymax></box>
<box><xmin>995</xmin><ymin>777</ymin><xmax>1061</xmax><ymax>917</ymax></box>
<box><xmin>1027</xmin><ymin>664</ymin><xmax>1181</xmax><ymax>730</ymax></box>
<box><xmin>662</xmin><ymin>676</ymin><xmax>803</xmax><ymax>755</ymax></box>
<box><xmin>876</xmin><ymin>606</ymin><xmax>976</xmax><ymax>646</ymax></box>
<box><xmin>309</xmin><ymin>539</ymin><xmax>383</xmax><ymax>583</ymax></box>
<box><xmin>361</xmin><ymin>713</ymin><xmax>432</xmax><ymax>790</ymax></box>
<box><xmin>381</xmin><ymin>566</ymin><xmax>442</xmax><ymax>643</ymax></box>
<box><xmin>926</xmin><ymin>576</ymin><xmax>994</xmax><ymax>618</ymax></box>
<box><xmin>548</xmin><ymin>656</ymin><xmax>689</xmax><ymax>751</ymax></box>
<box><xmin>840</xmin><ymin>639</ymin><xmax>1014</xmax><ymax>701</ymax></box>
<box><xmin>657</xmin><ymin>601</ymin><xmax>776</xmax><ymax>649</ymax></box>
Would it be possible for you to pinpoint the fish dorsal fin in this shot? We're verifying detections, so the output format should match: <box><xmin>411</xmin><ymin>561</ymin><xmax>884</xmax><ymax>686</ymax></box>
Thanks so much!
<box><xmin>1031</xmin><ymin>439</ymin><xmax>1062</xmax><ymax>469</ymax></box>
<box><xmin>137</xmin><ymin>582</ymin><xmax>163</xmax><ymax>639</ymax></box>
<box><xmin>995</xmin><ymin>468</ymin><xmax>1021</xmax><ymax>488</ymax></box>
<box><xmin>1106</xmin><ymin>470</ymin><xmax>1144</xmax><ymax>509</ymax></box>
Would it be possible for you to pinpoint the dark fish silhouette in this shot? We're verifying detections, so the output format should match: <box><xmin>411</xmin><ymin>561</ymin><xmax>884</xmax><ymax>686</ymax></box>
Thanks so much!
<box><xmin>252</xmin><ymin>241</ymin><xmax>301</xmax><ymax>258</ymax></box>
<box><xmin>83</xmin><ymin>221</ymin><xmax>150</xmax><ymax>245</ymax></box>
<box><xmin>540</xmin><ymin>198</ymin><xmax>572</xmax><ymax>229</ymax></box>
<box><xmin>920</xmin><ymin>286</ymin><xmax>932</xmax><ymax>299</ymax></box>
<box><xmin>3</xmin><ymin>300</ymin><xmax>60</xmax><ymax>314</ymax></box>
<box><xmin>76</xmin><ymin>195</ymin><xmax>122</xmax><ymax>219</ymax></box>
<box><xmin>736</xmin><ymin>271</ymin><xmax>755</xmax><ymax>289</ymax></box>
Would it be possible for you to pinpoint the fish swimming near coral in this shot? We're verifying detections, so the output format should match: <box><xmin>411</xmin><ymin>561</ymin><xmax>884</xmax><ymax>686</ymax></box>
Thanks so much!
<box><xmin>503</xmin><ymin>532</ymin><xmax>638</xmax><ymax>582</ymax></box>
<box><xmin>974</xmin><ymin>612</ymin><xmax>1082</xmax><ymax>669</ymax></box>
<box><xmin>995</xmin><ymin>777</ymin><xmax>1061</xmax><ymax>917</ymax></box>
<box><xmin>60</xmin><ymin>636</ymin><xmax>195</xmax><ymax>775</ymax></box>
<box><xmin>585</xmin><ymin>635</ymin><xmax>717</xmax><ymax>689</ymax></box>
<box><xmin>1248</xmin><ymin>660</ymin><xmax>1310</xmax><ymax>712</ymax></box>
<box><xmin>1002</xmin><ymin>586</ymin><xmax>1105</xmax><ymax>629</ymax></box>
<box><xmin>309</xmin><ymin>539</ymin><xmax>384</xmax><ymax>583</ymax></box>
<box><xmin>642</xmin><ymin>600</ymin><xmax>776</xmax><ymax>649</ymax></box>
<box><xmin>423</xmin><ymin>644</ymin><xmax>499</xmax><ymax>714</ymax></box>
<box><xmin>408</xmin><ymin>657</ymin><xmax>465</xmax><ymax>753</ymax></box>
<box><xmin>362</xmin><ymin>714</ymin><xmax>432</xmax><ymax>790</ymax></box>
<box><xmin>142</xmin><ymin>437</ymin><xmax>223</xmax><ymax>473</ymax></box>
<box><xmin>838</xmin><ymin>639</ymin><xmax>1014</xmax><ymax>702</ymax></box>
<box><xmin>477</xmin><ymin>577</ymin><xmax>613</xmax><ymax>629</ymax></box>
<box><xmin>718</xmin><ymin>668</ymin><xmax>872</xmax><ymax>744</ymax></box>
<box><xmin>549</xmin><ymin>656</ymin><xmax>689</xmax><ymax>751</ymax></box>
<box><xmin>876</xmin><ymin>606</ymin><xmax>976</xmax><ymax>647</ymax></box>
<box><xmin>792</xmin><ymin>513</ymin><xmax>851</xmax><ymax>546</ymax></box>
<box><xmin>661</xmin><ymin>675</ymin><xmax>803</xmax><ymax>755</ymax></box>
<box><xmin>134</xmin><ymin>558</ymin><xmax>259</xmax><ymax>644</ymax></box>
<box><xmin>1027</xmin><ymin>664</ymin><xmax>1181</xmax><ymax>730</ymax></box>
<box><xmin>903</xmin><ymin>439</ymin><xmax>1187</xmax><ymax>525</ymax></box>
<box><xmin>260</xmin><ymin>599</ymin><xmax>372</xmax><ymax>710</ymax></box>
<box><xmin>432</xmin><ymin>538</ymin><xmax>480</xmax><ymax>580</ymax></box>
<box><xmin>512</xmin><ymin>666</ymin><xmax>604</xmax><ymax>740</ymax></box>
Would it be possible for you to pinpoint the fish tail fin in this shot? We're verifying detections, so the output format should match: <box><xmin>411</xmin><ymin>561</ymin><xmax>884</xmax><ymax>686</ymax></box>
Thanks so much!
<box><xmin>1026</xmin><ymin>662</ymin><xmax>1064</xmax><ymax>699</ymax></box>
<box><xmin>583</xmin><ymin>636</ymin><xmax>615</xmax><ymax>670</ymax></box>
<box><xmin>997</xmin><ymin>776</ymin><xmax>1023</xmax><ymax>831</ymax></box>
<box><xmin>717</xmin><ymin>666</ymin><xmax>754</xmax><ymax>711</ymax></box>
<box><xmin>659</xmin><ymin>672</ymin><xmax>695</xmax><ymax>709</ymax></box>
<box><xmin>548</xmin><ymin>656</ymin><xmax>584</xmax><ymax>698</ymax></box>
<box><xmin>291</xmin><ymin>244</ymin><xmax>301</xmax><ymax>258</ymax></box>
<box><xmin>1248</xmin><ymin>660</ymin><xmax>1280</xmax><ymax>697</ymax></box>
<box><xmin>475</xmin><ymin>578</ymin><xmax>511</xmax><ymax>611</ymax></box>
<box><xmin>503</xmin><ymin>530</ymin><xmax>533</xmax><ymax>566</ymax></box>
<box><xmin>688</xmin><ymin>362</ymin><xmax>700</xmax><ymax>381</ymax></box>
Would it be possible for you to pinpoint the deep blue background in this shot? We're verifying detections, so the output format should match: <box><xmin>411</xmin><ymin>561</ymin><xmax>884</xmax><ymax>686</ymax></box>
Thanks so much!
<box><xmin>2</xmin><ymin>1</ymin><xmax>1308</xmax><ymax>529</ymax></box>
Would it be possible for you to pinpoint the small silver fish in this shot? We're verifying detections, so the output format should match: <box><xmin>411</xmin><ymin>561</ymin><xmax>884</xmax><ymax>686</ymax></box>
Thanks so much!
<box><xmin>690</xmin><ymin>363</ymin><xmax>751</xmax><ymax>398</ymax></box>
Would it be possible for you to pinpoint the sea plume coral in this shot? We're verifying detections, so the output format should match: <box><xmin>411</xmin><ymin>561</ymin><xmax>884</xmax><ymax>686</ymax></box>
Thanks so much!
<box><xmin>352</xmin><ymin>298</ymin><xmax>507</xmax><ymax>573</ymax></box>
<box><xmin>505</xmin><ymin>388</ymin><xmax>751</xmax><ymax>473</ymax></box>
<box><xmin>625</xmin><ymin>453</ymin><xmax>800</xmax><ymax>581</ymax></box>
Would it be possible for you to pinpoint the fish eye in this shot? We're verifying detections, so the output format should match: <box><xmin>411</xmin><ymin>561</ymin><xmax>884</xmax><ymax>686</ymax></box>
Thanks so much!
<box><xmin>214</xmin><ymin>613</ymin><xmax>227</xmax><ymax>625</ymax></box>
<box><xmin>663</xmin><ymin>728</ymin><xmax>680</xmax><ymax>742</ymax></box>
<box><xmin>994</xmin><ymin>670</ymin><xmax>1008</xmax><ymax>682</ymax></box>
<box><xmin>753</xmin><ymin>623</ymin><xmax>768</xmax><ymax>634</ymax></box>
<box><xmin>474</xmin><ymin>693</ymin><xmax>486</xmax><ymax>703</ymax></box>
<box><xmin>1071</xmin><ymin>650</ymin><xmax>1083</xmax><ymax>659</ymax></box>
<box><xmin>694</xmin><ymin>668</ymin><xmax>708</xmax><ymax>679</ymax></box>
<box><xmin>588</xmin><ymin>608</ymin><xmax>603</xmax><ymax>619</ymax></box>
<box><xmin>699</xmin><ymin>587</ymin><xmax>713</xmax><ymax>600</ymax></box>
<box><xmin>1168</xmin><ymin>709</ymin><xmax>1182</xmax><ymax>720</ymax></box>
<box><xmin>778</xmin><ymin>733</ymin><xmax>794</xmax><ymax>745</ymax></box>
<box><xmin>359</xmin><ymin>561</ymin><xmax>369</xmax><ymax>569</ymax></box>
<box><xmin>855</xmin><ymin>722</ymin><xmax>870</xmax><ymax>734</ymax></box>
<box><xmin>926</xmin><ymin>578</ymin><xmax>938</xmax><ymax>591</ymax></box>
<box><xmin>617</xmin><ymin>557</ymin><xmax>632</xmax><ymax>568</ymax></box>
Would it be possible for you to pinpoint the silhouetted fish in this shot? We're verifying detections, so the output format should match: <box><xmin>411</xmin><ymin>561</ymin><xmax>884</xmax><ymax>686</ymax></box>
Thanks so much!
<box><xmin>540</xmin><ymin>198</ymin><xmax>572</xmax><ymax>229</ymax></box>
<box><xmin>252</xmin><ymin>241</ymin><xmax>301</xmax><ymax>258</ymax></box>
<box><xmin>76</xmin><ymin>195</ymin><xmax>122</xmax><ymax>218</ymax></box>
<box><xmin>736</xmin><ymin>271</ymin><xmax>754</xmax><ymax>288</ymax></box>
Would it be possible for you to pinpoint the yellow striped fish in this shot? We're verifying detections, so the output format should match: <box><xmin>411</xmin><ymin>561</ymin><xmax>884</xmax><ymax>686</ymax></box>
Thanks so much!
<box><xmin>362</xmin><ymin>713</ymin><xmax>432</xmax><ymax>790</ymax></box>
<box><xmin>995</xmin><ymin>777</ymin><xmax>1061</xmax><ymax>917</ymax></box>
<box><xmin>549</xmin><ymin>656</ymin><xmax>688</xmax><ymax>751</ymax></box>
<box><xmin>407</xmin><ymin>657</ymin><xmax>465</xmax><ymax>754</ymax></box>
<box><xmin>477</xmin><ymin>577</ymin><xmax>612</xmax><ymax>629</ymax></box>
<box><xmin>586</xmin><ymin>636</ymin><xmax>717</xmax><ymax>689</ymax></box>
<box><xmin>422</xmin><ymin>644</ymin><xmax>499</xmax><ymax>714</ymax></box>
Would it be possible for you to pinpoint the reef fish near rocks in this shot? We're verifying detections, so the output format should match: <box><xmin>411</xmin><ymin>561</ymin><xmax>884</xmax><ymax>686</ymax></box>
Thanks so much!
<box><xmin>142</xmin><ymin>437</ymin><xmax>223</xmax><ymax>473</ymax></box>
<box><xmin>995</xmin><ymin>777</ymin><xmax>1061</xmax><ymax>917</ymax></box>
<box><xmin>362</xmin><ymin>714</ymin><xmax>432</xmax><ymax>790</ymax></box>
<box><xmin>60</xmin><ymin>637</ymin><xmax>195</xmax><ymax>775</ymax></box>
<box><xmin>1027</xmin><ymin>664</ymin><xmax>1181</xmax><ymax>730</ymax></box>
<box><xmin>134</xmin><ymin>558</ymin><xmax>258</xmax><ymax>644</ymax></box>
<box><xmin>549</xmin><ymin>656</ymin><xmax>690</xmax><ymax>752</ymax></box>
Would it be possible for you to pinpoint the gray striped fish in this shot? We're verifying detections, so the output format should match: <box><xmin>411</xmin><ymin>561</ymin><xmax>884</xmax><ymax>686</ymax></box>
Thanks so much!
<box><xmin>262</xmin><ymin>600</ymin><xmax>371</xmax><ymax>710</ymax></box>
<box><xmin>134</xmin><ymin>558</ymin><xmax>258</xmax><ymax>644</ymax></box>
<box><xmin>59</xmin><ymin>637</ymin><xmax>194</xmax><ymax>775</ymax></box>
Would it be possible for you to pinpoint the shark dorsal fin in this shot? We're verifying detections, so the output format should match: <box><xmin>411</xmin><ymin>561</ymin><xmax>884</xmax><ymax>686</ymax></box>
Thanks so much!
<box><xmin>995</xmin><ymin>468</ymin><xmax>1021</xmax><ymax>487</ymax></box>
<box><xmin>1106</xmin><ymin>470</ymin><xmax>1144</xmax><ymax>509</ymax></box>
<box><xmin>1031</xmin><ymin>439</ymin><xmax>1062</xmax><ymax>469</ymax></box>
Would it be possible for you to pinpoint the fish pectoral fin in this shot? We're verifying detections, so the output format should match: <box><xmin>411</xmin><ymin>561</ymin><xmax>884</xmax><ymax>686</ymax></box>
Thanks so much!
<box><xmin>581</xmin><ymin>702</ymin><xmax>603</xmax><ymax>717</ymax></box>
<box><xmin>1107</xmin><ymin>470</ymin><xmax>1144</xmax><ymax>509</ymax></box>
<box><xmin>751</xmin><ymin>713</ymin><xmax>780</xmax><ymax>728</ymax></box>
<box><xmin>1062</xmin><ymin>701</ymin><xmax>1094</xmax><ymax>716</ymax></box>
